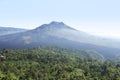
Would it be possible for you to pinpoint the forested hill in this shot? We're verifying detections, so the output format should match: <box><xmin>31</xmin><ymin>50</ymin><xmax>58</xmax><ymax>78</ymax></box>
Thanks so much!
<box><xmin>0</xmin><ymin>47</ymin><xmax>120</xmax><ymax>80</ymax></box>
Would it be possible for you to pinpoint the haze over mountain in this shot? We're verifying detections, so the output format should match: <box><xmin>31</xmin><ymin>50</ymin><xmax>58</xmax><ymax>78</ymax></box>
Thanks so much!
<box><xmin>0</xmin><ymin>21</ymin><xmax>120</xmax><ymax>59</ymax></box>
<box><xmin>35</xmin><ymin>21</ymin><xmax>120</xmax><ymax>49</ymax></box>
<box><xmin>0</xmin><ymin>27</ymin><xmax>27</xmax><ymax>36</ymax></box>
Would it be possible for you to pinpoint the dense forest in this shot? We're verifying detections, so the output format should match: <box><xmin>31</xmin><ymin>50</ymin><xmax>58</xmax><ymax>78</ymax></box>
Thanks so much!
<box><xmin>0</xmin><ymin>46</ymin><xmax>120</xmax><ymax>80</ymax></box>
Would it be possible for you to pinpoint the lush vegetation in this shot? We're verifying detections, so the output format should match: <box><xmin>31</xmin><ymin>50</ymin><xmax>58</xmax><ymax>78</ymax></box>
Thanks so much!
<box><xmin>0</xmin><ymin>47</ymin><xmax>120</xmax><ymax>80</ymax></box>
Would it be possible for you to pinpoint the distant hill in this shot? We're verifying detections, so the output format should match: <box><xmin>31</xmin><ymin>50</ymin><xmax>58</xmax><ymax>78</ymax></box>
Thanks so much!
<box><xmin>0</xmin><ymin>21</ymin><xmax>120</xmax><ymax>59</ymax></box>
<box><xmin>0</xmin><ymin>27</ymin><xmax>27</xmax><ymax>36</ymax></box>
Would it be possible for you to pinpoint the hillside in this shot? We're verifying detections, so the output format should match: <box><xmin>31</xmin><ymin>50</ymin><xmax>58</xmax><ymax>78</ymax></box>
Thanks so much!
<box><xmin>0</xmin><ymin>27</ymin><xmax>27</xmax><ymax>36</ymax></box>
<box><xmin>0</xmin><ymin>47</ymin><xmax>120</xmax><ymax>80</ymax></box>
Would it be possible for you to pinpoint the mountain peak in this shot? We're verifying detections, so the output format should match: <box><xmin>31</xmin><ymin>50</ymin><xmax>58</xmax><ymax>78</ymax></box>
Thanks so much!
<box><xmin>50</xmin><ymin>21</ymin><xmax>65</xmax><ymax>25</ymax></box>
<box><xmin>36</xmin><ymin>21</ymin><xmax>73</xmax><ymax>30</ymax></box>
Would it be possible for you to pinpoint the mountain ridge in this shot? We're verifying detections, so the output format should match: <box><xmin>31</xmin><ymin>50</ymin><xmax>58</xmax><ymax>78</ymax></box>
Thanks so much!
<box><xmin>0</xmin><ymin>27</ymin><xmax>28</xmax><ymax>36</ymax></box>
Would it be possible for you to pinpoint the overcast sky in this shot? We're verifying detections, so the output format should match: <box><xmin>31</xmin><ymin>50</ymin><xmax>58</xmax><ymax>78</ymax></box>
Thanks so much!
<box><xmin>0</xmin><ymin>0</ymin><xmax>120</xmax><ymax>38</ymax></box>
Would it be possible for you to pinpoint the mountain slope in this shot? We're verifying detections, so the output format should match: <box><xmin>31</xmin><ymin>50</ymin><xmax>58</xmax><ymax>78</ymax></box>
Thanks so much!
<box><xmin>35</xmin><ymin>21</ymin><xmax>120</xmax><ymax>49</ymax></box>
<box><xmin>0</xmin><ymin>21</ymin><xmax>120</xmax><ymax>59</ymax></box>
<box><xmin>0</xmin><ymin>47</ymin><xmax>119</xmax><ymax>80</ymax></box>
<box><xmin>0</xmin><ymin>27</ymin><xmax>27</xmax><ymax>36</ymax></box>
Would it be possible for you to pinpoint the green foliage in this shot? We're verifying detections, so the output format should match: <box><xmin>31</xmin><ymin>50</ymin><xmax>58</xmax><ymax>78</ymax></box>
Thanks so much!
<box><xmin>0</xmin><ymin>46</ymin><xmax>120</xmax><ymax>80</ymax></box>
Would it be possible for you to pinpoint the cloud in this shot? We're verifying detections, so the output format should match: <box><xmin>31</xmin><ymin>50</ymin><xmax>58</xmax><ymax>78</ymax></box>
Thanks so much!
<box><xmin>22</xmin><ymin>36</ymin><xmax>31</xmax><ymax>44</ymax></box>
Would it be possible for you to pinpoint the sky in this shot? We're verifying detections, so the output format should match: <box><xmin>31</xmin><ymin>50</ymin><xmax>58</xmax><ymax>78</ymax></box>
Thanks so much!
<box><xmin>0</xmin><ymin>0</ymin><xmax>120</xmax><ymax>39</ymax></box>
